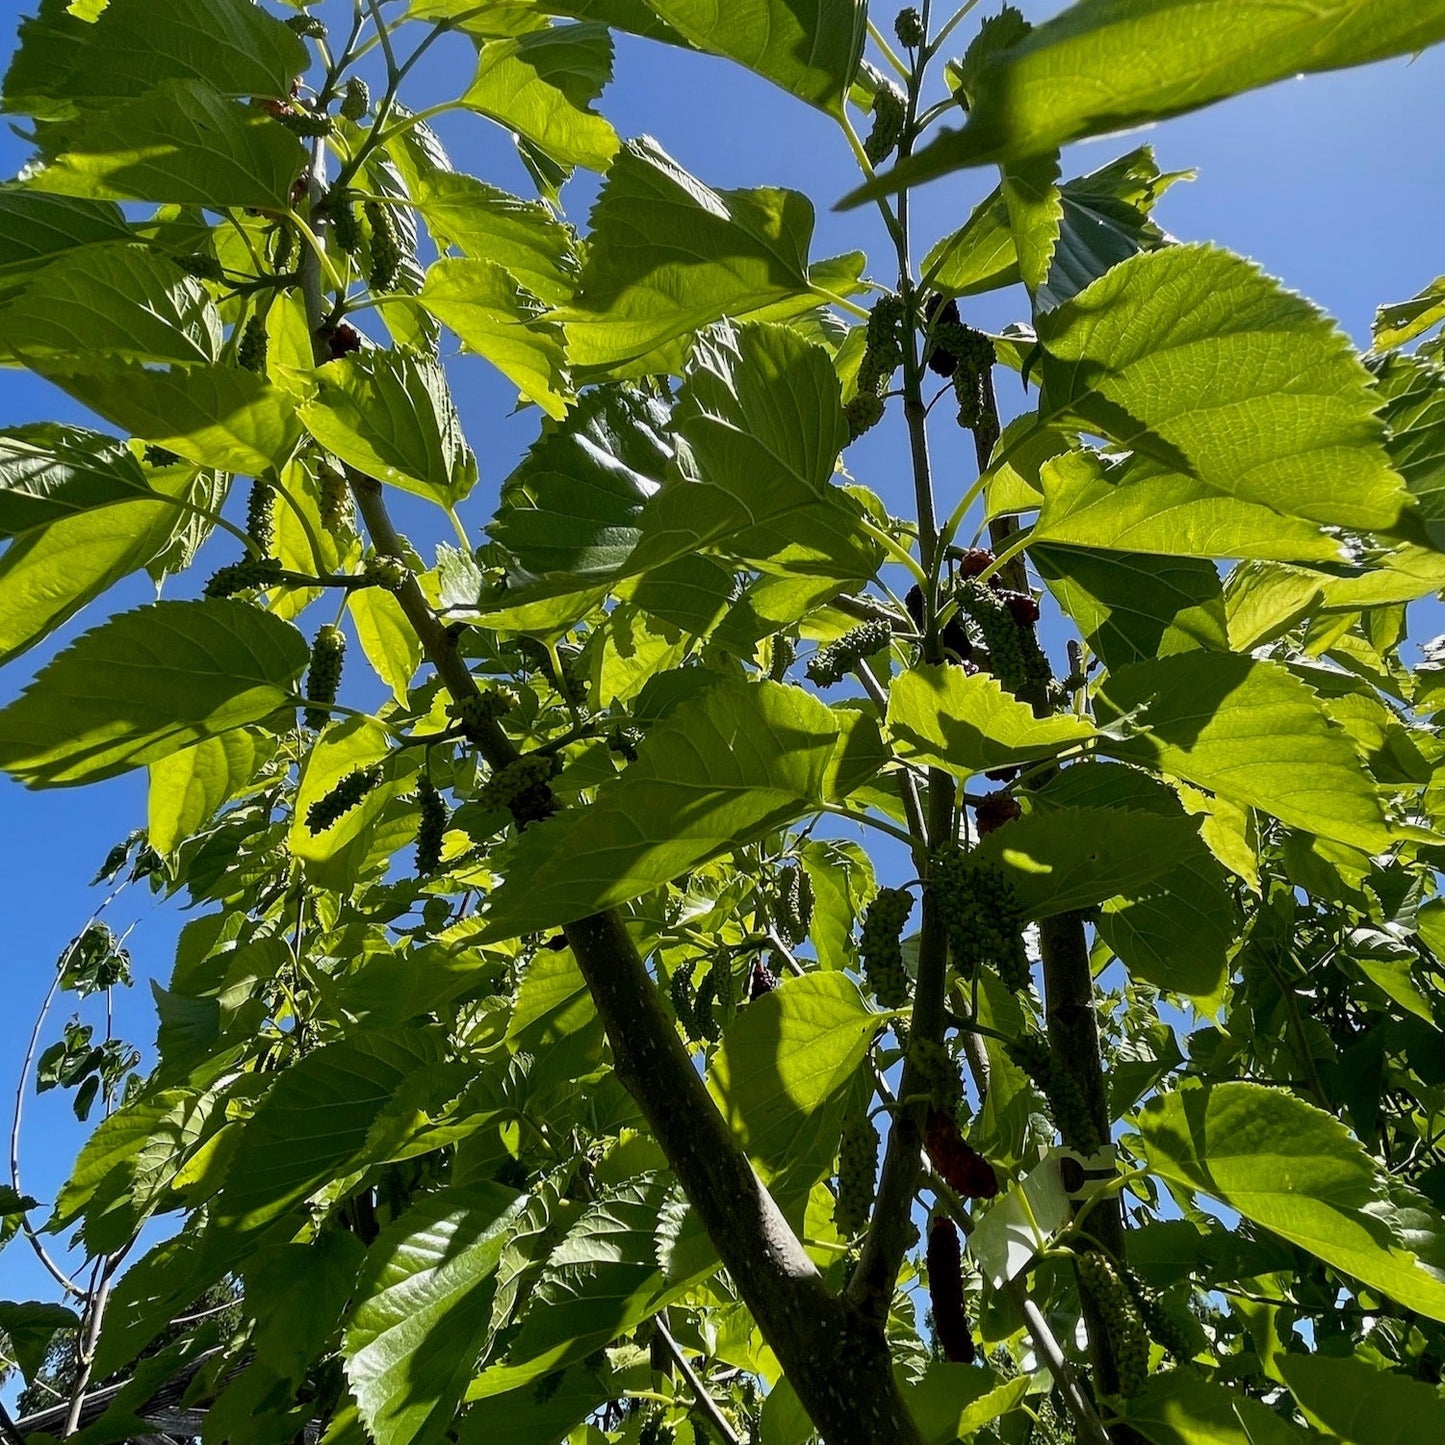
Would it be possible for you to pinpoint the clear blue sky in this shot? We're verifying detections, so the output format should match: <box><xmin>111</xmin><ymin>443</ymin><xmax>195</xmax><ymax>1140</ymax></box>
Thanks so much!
<box><xmin>3</xmin><ymin>0</ymin><xmax>1445</xmax><ymax>1311</ymax></box>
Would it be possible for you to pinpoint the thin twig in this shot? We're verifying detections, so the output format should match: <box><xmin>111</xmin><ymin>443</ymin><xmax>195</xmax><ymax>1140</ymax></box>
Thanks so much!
<box><xmin>653</xmin><ymin>1320</ymin><xmax>741</xmax><ymax>1445</ymax></box>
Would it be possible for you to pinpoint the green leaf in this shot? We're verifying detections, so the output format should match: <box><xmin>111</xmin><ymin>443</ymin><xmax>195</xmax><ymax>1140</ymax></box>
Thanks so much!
<box><xmin>640</xmin><ymin>0</ymin><xmax>864</xmax><ymax>113</ymax></box>
<box><xmin>900</xmin><ymin>1364</ymin><xmax>1031</xmax><ymax>1445</ymax></box>
<box><xmin>216</xmin><ymin>1031</ymin><xmax>444</xmax><ymax>1232</ymax></box>
<box><xmin>25</xmin><ymin>81</ymin><xmax>306</xmax><ymax>210</ymax></box>
<box><xmin>887</xmin><ymin>665</ymin><xmax>1095</xmax><ymax>779</ymax></box>
<box><xmin>976</xmin><ymin>804</ymin><xmax>1204</xmax><ymax>919</ymax></box>
<box><xmin>799</xmin><ymin>838</ymin><xmax>875</xmax><ymax>972</ymax></box>
<box><xmin>0</xmin><ymin>474</ymin><xmax>190</xmax><ymax>665</ymax></box>
<box><xmin>1097</xmin><ymin>653</ymin><xmax>1395</xmax><ymax>851</ymax></box>
<box><xmin>2</xmin><ymin>0</ymin><xmax>304</xmax><ymax>121</ymax></box>
<box><xmin>343</xmin><ymin>1182</ymin><xmax>529</xmax><ymax>1445</ymax></box>
<box><xmin>417</xmin><ymin>258</ymin><xmax>569</xmax><ymax>418</ymax></box>
<box><xmin>300</xmin><ymin>352</ymin><xmax>477</xmax><ymax>506</ymax></box>
<box><xmin>708</xmin><ymin>972</ymin><xmax>879</xmax><ymax>1196</ymax></box>
<box><xmin>1138</xmin><ymin>1083</ymin><xmax>1445</xmax><ymax>1323</ymax></box>
<box><xmin>0</xmin><ymin>1300</ymin><xmax>80</xmax><ymax>1380</ymax></box>
<box><xmin>0</xmin><ymin>189</ymin><xmax>131</xmax><ymax>278</ymax></box>
<box><xmin>1371</xmin><ymin>352</ymin><xmax>1445</xmax><ymax>550</ymax></box>
<box><xmin>1118</xmin><ymin>1371</ymin><xmax>1312</xmax><ymax>1445</ymax></box>
<box><xmin>0</xmin><ymin>424</ymin><xmax>154</xmax><ymax>538</ymax></box>
<box><xmin>1278</xmin><ymin>1353</ymin><xmax>1445</xmax><ymax>1444</ymax></box>
<box><xmin>1001</xmin><ymin>149</ymin><xmax>1062</xmax><ymax>297</ymax></box>
<box><xmin>1036</xmin><ymin>246</ymin><xmax>1407</xmax><ymax>532</ymax></box>
<box><xmin>852</xmin><ymin>0</ymin><xmax>1445</xmax><ymax>194</ymax></box>
<box><xmin>1033</xmin><ymin>545</ymin><xmax>1228</xmax><ymax>670</ymax></box>
<box><xmin>148</xmin><ymin>729</ymin><xmax>272</xmax><ymax>855</ymax></box>
<box><xmin>348</xmin><ymin>589</ymin><xmax>423</xmax><ymax>706</ymax></box>
<box><xmin>461</xmin><ymin>23</ymin><xmax>618</xmax><ymax>172</ymax></box>
<box><xmin>412</xmin><ymin>171</ymin><xmax>580</xmax><ymax>306</ymax></box>
<box><xmin>490</xmin><ymin>384</ymin><xmax>671</xmax><ymax>579</ymax></box>
<box><xmin>1375</xmin><ymin>274</ymin><xmax>1445</xmax><ymax>352</ymax></box>
<box><xmin>480</xmin><ymin>679</ymin><xmax>876</xmax><ymax>938</ymax></box>
<box><xmin>0</xmin><ymin>600</ymin><xmax>307</xmax><ymax>787</ymax></box>
<box><xmin>244</xmin><ymin>1232</ymin><xmax>367</xmax><ymax>1384</ymax></box>
<box><xmin>0</xmin><ymin>241</ymin><xmax>219</xmax><ymax>366</ymax></box>
<box><xmin>555</xmin><ymin>139</ymin><xmax>823</xmax><ymax>376</ymax></box>
<box><xmin>43</xmin><ymin>362</ymin><xmax>304</xmax><ymax>475</ymax></box>
<box><xmin>1031</xmin><ymin>449</ymin><xmax>1345</xmax><ymax>563</ymax></box>
<box><xmin>506</xmin><ymin>945</ymin><xmax>605</xmax><ymax>1094</ymax></box>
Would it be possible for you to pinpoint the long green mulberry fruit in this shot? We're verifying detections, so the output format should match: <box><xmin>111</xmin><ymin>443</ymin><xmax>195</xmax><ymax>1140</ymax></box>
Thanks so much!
<box><xmin>806</xmin><ymin>618</ymin><xmax>893</xmax><ymax>687</ymax></box>
<box><xmin>894</xmin><ymin>8</ymin><xmax>924</xmax><ymax>46</ymax></box>
<box><xmin>415</xmin><ymin>778</ymin><xmax>448</xmax><ymax>876</ymax></box>
<box><xmin>340</xmin><ymin>77</ymin><xmax>370</xmax><ymax>121</ymax></box>
<box><xmin>306</xmin><ymin>764</ymin><xmax>383</xmax><ymax>833</ymax></box>
<box><xmin>1005</xmin><ymin>1032</ymin><xmax>1102</xmax><ymax>1154</ymax></box>
<box><xmin>670</xmin><ymin>965</ymin><xmax>700</xmax><ymax>1041</ymax></box>
<box><xmin>857</xmin><ymin>293</ymin><xmax>905</xmax><ymax>397</ymax></box>
<box><xmin>366</xmin><ymin>201</ymin><xmax>402</xmax><ymax>292</ymax></box>
<box><xmin>1120</xmin><ymin>1264</ymin><xmax>1193</xmax><ymax>1361</ymax></box>
<box><xmin>477</xmin><ymin>754</ymin><xmax>555</xmax><ymax>824</ymax></box>
<box><xmin>1075</xmin><ymin>1251</ymin><xmax>1150</xmax><ymax>1397</ymax></box>
<box><xmin>318</xmin><ymin>462</ymin><xmax>352</xmax><ymax>533</ymax></box>
<box><xmin>927</xmin><ymin>1218</ymin><xmax>976</xmax><ymax>1363</ymax></box>
<box><xmin>303</xmin><ymin>625</ymin><xmax>345</xmax><ymax>731</ymax></box>
<box><xmin>844</xmin><ymin>392</ymin><xmax>886</xmax><ymax>443</ymax></box>
<box><xmin>246</xmin><ymin>476</ymin><xmax>276</xmax><ymax>552</ymax></box>
<box><xmin>909</xmin><ymin>1036</ymin><xmax>962</xmax><ymax>1113</ymax></box>
<box><xmin>237</xmin><ymin>315</ymin><xmax>268</xmax><ymax>373</ymax></box>
<box><xmin>446</xmin><ymin>690</ymin><xmax>515</xmax><ymax>738</ymax></box>
<box><xmin>775</xmin><ymin>864</ymin><xmax>814</xmax><ymax>945</ymax></box>
<box><xmin>204</xmin><ymin>556</ymin><xmax>282</xmax><ymax>597</ymax></box>
<box><xmin>931</xmin><ymin>845</ymin><xmax>1030</xmax><ymax>991</ymax></box>
<box><xmin>834</xmin><ymin>1111</ymin><xmax>879</xmax><ymax>1236</ymax></box>
<box><xmin>328</xmin><ymin>189</ymin><xmax>362</xmax><ymax>254</ymax></box>
<box><xmin>362</xmin><ymin>553</ymin><xmax>409</xmax><ymax>591</ymax></box>
<box><xmin>859</xmin><ymin>886</ymin><xmax>913</xmax><ymax>1007</ymax></box>
<box><xmin>864</xmin><ymin>81</ymin><xmax>907</xmax><ymax>165</ymax></box>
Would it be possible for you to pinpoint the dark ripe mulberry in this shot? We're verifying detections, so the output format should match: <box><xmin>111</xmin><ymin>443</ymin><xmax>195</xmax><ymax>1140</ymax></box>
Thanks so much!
<box><xmin>324</xmin><ymin>321</ymin><xmax>363</xmax><ymax>360</ymax></box>
<box><xmin>237</xmin><ymin>315</ymin><xmax>268</xmax><ymax>373</ymax></box>
<box><xmin>904</xmin><ymin>584</ymin><xmax>926</xmax><ymax>632</ymax></box>
<box><xmin>285</xmin><ymin>15</ymin><xmax>326</xmax><ymax>37</ymax></box>
<box><xmin>859</xmin><ymin>886</ymin><xmax>913</xmax><ymax>1008</ymax></box>
<box><xmin>607</xmin><ymin>723</ymin><xmax>643</xmax><ymax>762</ymax></box>
<box><xmin>246</xmin><ymin>476</ymin><xmax>276</xmax><ymax>552</ymax></box>
<box><xmin>340</xmin><ymin>77</ymin><xmax>371</xmax><ymax>121</ymax></box>
<box><xmin>844</xmin><ymin>392</ymin><xmax>885</xmax><ymax>443</ymax></box>
<box><xmin>1075</xmin><ymin>1252</ymin><xmax>1150</xmax><ymax>1397</ymax></box>
<box><xmin>414</xmin><ymin>777</ymin><xmax>448</xmax><ymax>876</ymax></box>
<box><xmin>143</xmin><ymin>445</ymin><xmax>181</xmax><ymax>467</ymax></box>
<box><xmin>318</xmin><ymin>462</ymin><xmax>352</xmax><ymax>533</ymax></box>
<box><xmin>303</xmin><ymin>624</ymin><xmax>346</xmax><ymax>730</ymax></box>
<box><xmin>749</xmin><ymin>956</ymin><xmax>779</xmax><ymax>1000</ymax></box>
<box><xmin>806</xmin><ymin>618</ymin><xmax>893</xmax><ymax>687</ymax></box>
<box><xmin>204</xmin><ymin>556</ymin><xmax>283</xmax><ymax>597</ymax></box>
<box><xmin>894</xmin><ymin>7</ymin><xmax>925</xmax><ymax>46</ymax></box>
<box><xmin>864</xmin><ymin>81</ymin><xmax>907</xmax><ymax>165</ymax></box>
<box><xmin>953</xmin><ymin>578</ymin><xmax>1051</xmax><ymax>702</ymax></box>
<box><xmin>833</xmin><ymin>1111</ymin><xmax>880</xmax><ymax>1236</ymax></box>
<box><xmin>306</xmin><ymin>764</ymin><xmax>384</xmax><ymax>833</ymax></box>
<box><xmin>362</xmin><ymin>553</ymin><xmax>408</xmax><ymax>590</ymax></box>
<box><xmin>327</xmin><ymin>190</ymin><xmax>362</xmax><ymax>255</ymax></box>
<box><xmin>927</xmin><ymin>1218</ymin><xmax>976</xmax><ymax>1364</ymax></box>
<box><xmin>925</xmin><ymin>1108</ymin><xmax>998</xmax><ymax>1200</ymax></box>
<box><xmin>1000</xmin><ymin>591</ymin><xmax>1041</xmax><ymax>627</ymax></box>
<box><xmin>366</xmin><ymin>201</ymin><xmax>402</xmax><ymax>292</ymax></box>
<box><xmin>957</xmin><ymin>547</ymin><xmax>994</xmax><ymax>579</ymax></box>
<box><xmin>924</xmin><ymin>295</ymin><xmax>963</xmax><ymax>377</ymax></box>
<box><xmin>973</xmin><ymin>790</ymin><xmax>1020</xmax><ymax>838</ymax></box>
<box><xmin>776</xmin><ymin>864</ymin><xmax>814</xmax><ymax>946</ymax></box>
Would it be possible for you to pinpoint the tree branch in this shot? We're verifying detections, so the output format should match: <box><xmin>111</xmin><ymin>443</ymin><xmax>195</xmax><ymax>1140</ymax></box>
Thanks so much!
<box><xmin>653</xmin><ymin>1318</ymin><xmax>741</xmax><ymax>1445</ymax></box>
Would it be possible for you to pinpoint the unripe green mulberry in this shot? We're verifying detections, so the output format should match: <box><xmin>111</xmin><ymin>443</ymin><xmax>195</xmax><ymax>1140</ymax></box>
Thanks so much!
<box><xmin>362</xmin><ymin>553</ymin><xmax>408</xmax><ymax>590</ymax></box>
<box><xmin>1119</xmin><ymin>1263</ymin><xmax>1193</xmax><ymax>1361</ymax></box>
<box><xmin>844</xmin><ymin>392</ymin><xmax>886</xmax><ymax>443</ymax></box>
<box><xmin>1075</xmin><ymin>1252</ymin><xmax>1150</xmax><ymax>1397</ymax></box>
<box><xmin>446</xmin><ymin>690</ymin><xmax>515</xmax><ymax>738</ymax></box>
<box><xmin>365</xmin><ymin>201</ymin><xmax>402</xmax><ymax>292</ymax></box>
<box><xmin>306</xmin><ymin>764</ymin><xmax>383</xmax><ymax>833</ymax></box>
<box><xmin>175</xmin><ymin>252</ymin><xmax>224</xmax><ymax>282</ymax></box>
<box><xmin>670</xmin><ymin>965</ymin><xmax>700</xmax><ymax>1041</ymax></box>
<box><xmin>328</xmin><ymin>189</ymin><xmax>362</xmax><ymax>255</ymax></box>
<box><xmin>340</xmin><ymin>77</ymin><xmax>371</xmax><ymax>121</ymax></box>
<box><xmin>864</xmin><ymin>81</ymin><xmax>907</xmax><ymax>165</ymax></box>
<box><xmin>237</xmin><ymin>315</ymin><xmax>268</xmax><ymax>373</ymax></box>
<box><xmin>927</xmin><ymin>1217</ymin><xmax>976</xmax><ymax>1363</ymax></box>
<box><xmin>930</xmin><ymin>845</ymin><xmax>1030</xmax><ymax>992</ymax></box>
<box><xmin>775</xmin><ymin>865</ymin><xmax>813</xmax><ymax>946</ymax></box>
<box><xmin>909</xmin><ymin>1035</ymin><xmax>962</xmax><ymax>1112</ymax></box>
<box><xmin>318</xmin><ymin>462</ymin><xmax>352</xmax><ymax>533</ymax></box>
<box><xmin>692</xmin><ymin>966</ymin><xmax>722</xmax><ymax>1042</ymax></box>
<box><xmin>894</xmin><ymin>8</ymin><xmax>924</xmax><ymax>47</ymax></box>
<box><xmin>303</xmin><ymin>624</ymin><xmax>346</xmax><ymax>730</ymax></box>
<box><xmin>415</xmin><ymin>778</ymin><xmax>448</xmax><ymax>876</ymax></box>
<box><xmin>1004</xmin><ymin>1032</ymin><xmax>1102</xmax><ymax>1154</ymax></box>
<box><xmin>806</xmin><ymin>618</ymin><xmax>893</xmax><ymax>687</ymax></box>
<box><xmin>285</xmin><ymin>14</ymin><xmax>326</xmax><ymax>37</ymax></box>
<box><xmin>768</xmin><ymin>634</ymin><xmax>796</xmax><ymax>682</ymax></box>
<box><xmin>276</xmin><ymin>106</ymin><xmax>333</xmax><ymax>137</ymax></box>
<box><xmin>477</xmin><ymin>754</ymin><xmax>555</xmax><ymax>824</ymax></box>
<box><xmin>246</xmin><ymin>476</ymin><xmax>276</xmax><ymax>553</ymax></box>
<box><xmin>859</xmin><ymin>886</ymin><xmax>913</xmax><ymax>1007</ymax></box>
<box><xmin>204</xmin><ymin>556</ymin><xmax>283</xmax><ymax>597</ymax></box>
<box><xmin>857</xmin><ymin>293</ymin><xmax>906</xmax><ymax>396</ymax></box>
<box><xmin>834</xmin><ymin>1111</ymin><xmax>879</xmax><ymax>1236</ymax></box>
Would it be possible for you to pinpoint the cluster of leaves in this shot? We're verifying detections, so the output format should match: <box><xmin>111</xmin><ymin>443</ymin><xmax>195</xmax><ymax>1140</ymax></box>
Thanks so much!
<box><xmin>2</xmin><ymin>3</ymin><xmax>1445</xmax><ymax>1445</ymax></box>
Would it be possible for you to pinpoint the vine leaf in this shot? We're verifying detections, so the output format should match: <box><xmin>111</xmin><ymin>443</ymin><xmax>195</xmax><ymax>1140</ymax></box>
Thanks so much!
<box><xmin>479</xmin><ymin>679</ymin><xmax>880</xmax><ymax>938</ymax></box>
<box><xmin>849</xmin><ymin>0</ymin><xmax>1445</xmax><ymax>196</ymax></box>
<box><xmin>0</xmin><ymin>600</ymin><xmax>307</xmax><ymax>786</ymax></box>
<box><xmin>343</xmin><ymin>1183</ymin><xmax>530</xmax><ymax>1445</ymax></box>
<box><xmin>1139</xmin><ymin>1083</ymin><xmax>1445</xmax><ymax>1323</ymax></box>
<box><xmin>1097</xmin><ymin>653</ymin><xmax>1397</xmax><ymax>851</ymax></box>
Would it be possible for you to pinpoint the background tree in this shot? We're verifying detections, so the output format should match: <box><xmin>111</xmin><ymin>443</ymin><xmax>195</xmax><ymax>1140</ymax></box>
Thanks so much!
<box><xmin>3</xmin><ymin>3</ymin><xmax>1445</xmax><ymax>1445</ymax></box>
